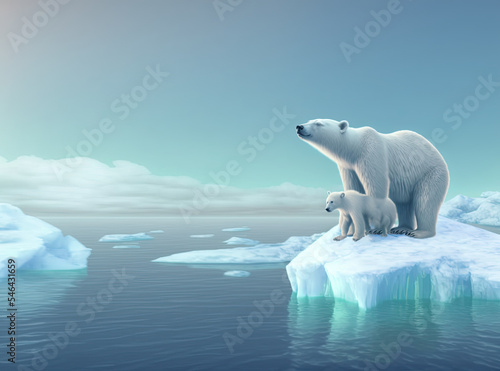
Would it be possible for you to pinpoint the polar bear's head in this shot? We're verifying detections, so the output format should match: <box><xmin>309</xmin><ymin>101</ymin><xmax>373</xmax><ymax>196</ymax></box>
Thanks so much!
<box><xmin>296</xmin><ymin>119</ymin><xmax>349</xmax><ymax>154</ymax></box>
<box><xmin>325</xmin><ymin>191</ymin><xmax>345</xmax><ymax>212</ymax></box>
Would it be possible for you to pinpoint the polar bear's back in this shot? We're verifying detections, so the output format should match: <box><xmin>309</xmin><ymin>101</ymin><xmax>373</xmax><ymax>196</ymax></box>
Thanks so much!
<box><xmin>382</xmin><ymin>130</ymin><xmax>448</xmax><ymax>202</ymax></box>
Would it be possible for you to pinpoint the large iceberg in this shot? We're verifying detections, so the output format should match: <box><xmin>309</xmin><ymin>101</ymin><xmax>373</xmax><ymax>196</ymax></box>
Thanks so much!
<box><xmin>286</xmin><ymin>217</ymin><xmax>500</xmax><ymax>309</ymax></box>
<box><xmin>0</xmin><ymin>204</ymin><xmax>91</xmax><ymax>278</ymax></box>
<box><xmin>440</xmin><ymin>191</ymin><xmax>500</xmax><ymax>226</ymax></box>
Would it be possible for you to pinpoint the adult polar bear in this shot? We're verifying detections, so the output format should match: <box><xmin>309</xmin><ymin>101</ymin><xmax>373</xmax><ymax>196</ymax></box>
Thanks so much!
<box><xmin>296</xmin><ymin>119</ymin><xmax>449</xmax><ymax>238</ymax></box>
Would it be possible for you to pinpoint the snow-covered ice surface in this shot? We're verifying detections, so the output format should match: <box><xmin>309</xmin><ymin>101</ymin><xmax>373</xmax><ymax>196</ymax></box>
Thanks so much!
<box><xmin>112</xmin><ymin>245</ymin><xmax>140</xmax><ymax>249</ymax></box>
<box><xmin>222</xmin><ymin>227</ymin><xmax>251</xmax><ymax>232</ymax></box>
<box><xmin>440</xmin><ymin>191</ymin><xmax>500</xmax><ymax>226</ymax></box>
<box><xmin>99</xmin><ymin>232</ymin><xmax>154</xmax><ymax>242</ymax></box>
<box><xmin>190</xmin><ymin>234</ymin><xmax>215</xmax><ymax>238</ymax></box>
<box><xmin>149</xmin><ymin>230</ymin><xmax>164</xmax><ymax>234</ymax></box>
<box><xmin>224</xmin><ymin>237</ymin><xmax>259</xmax><ymax>245</ymax></box>
<box><xmin>0</xmin><ymin>204</ymin><xmax>91</xmax><ymax>278</ymax></box>
<box><xmin>224</xmin><ymin>270</ymin><xmax>250</xmax><ymax>277</ymax></box>
<box><xmin>152</xmin><ymin>234</ymin><xmax>323</xmax><ymax>264</ymax></box>
<box><xmin>286</xmin><ymin>217</ymin><xmax>500</xmax><ymax>309</ymax></box>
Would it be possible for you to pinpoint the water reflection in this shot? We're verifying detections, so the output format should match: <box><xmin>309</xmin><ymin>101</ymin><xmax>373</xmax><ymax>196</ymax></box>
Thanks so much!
<box><xmin>11</xmin><ymin>269</ymin><xmax>87</xmax><ymax>316</ymax></box>
<box><xmin>287</xmin><ymin>295</ymin><xmax>500</xmax><ymax>370</ymax></box>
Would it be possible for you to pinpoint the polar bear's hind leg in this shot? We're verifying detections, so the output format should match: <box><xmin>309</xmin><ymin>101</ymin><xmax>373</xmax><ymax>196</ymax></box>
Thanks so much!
<box><xmin>390</xmin><ymin>201</ymin><xmax>416</xmax><ymax>235</ymax></box>
<box><xmin>412</xmin><ymin>168</ymin><xmax>449</xmax><ymax>239</ymax></box>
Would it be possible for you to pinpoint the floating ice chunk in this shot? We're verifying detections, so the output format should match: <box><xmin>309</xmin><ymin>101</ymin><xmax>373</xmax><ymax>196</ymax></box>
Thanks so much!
<box><xmin>224</xmin><ymin>237</ymin><xmax>259</xmax><ymax>245</ymax></box>
<box><xmin>440</xmin><ymin>192</ymin><xmax>500</xmax><ymax>226</ymax></box>
<box><xmin>99</xmin><ymin>233</ymin><xmax>153</xmax><ymax>242</ymax></box>
<box><xmin>0</xmin><ymin>204</ymin><xmax>91</xmax><ymax>278</ymax></box>
<box><xmin>222</xmin><ymin>227</ymin><xmax>251</xmax><ymax>232</ymax></box>
<box><xmin>190</xmin><ymin>234</ymin><xmax>215</xmax><ymax>238</ymax></box>
<box><xmin>149</xmin><ymin>230</ymin><xmax>164</xmax><ymax>234</ymax></box>
<box><xmin>286</xmin><ymin>217</ymin><xmax>500</xmax><ymax>309</ymax></box>
<box><xmin>152</xmin><ymin>234</ymin><xmax>323</xmax><ymax>264</ymax></box>
<box><xmin>224</xmin><ymin>270</ymin><xmax>251</xmax><ymax>277</ymax></box>
<box><xmin>112</xmin><ymin>245</ymin><xmax>140</xmax><ymax>249</ymax></box>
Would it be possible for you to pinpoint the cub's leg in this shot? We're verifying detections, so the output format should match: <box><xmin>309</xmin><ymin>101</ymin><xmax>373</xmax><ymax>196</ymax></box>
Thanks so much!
<box><xmin>367</xmin><ymin>214</ymin><xmax>384</xmax><ymax>235</ymax></box>
<box><xmin>334</xmin><ymin>212</ymin><xmax>352</xmax><ymax>241</ymax></box>
<box><xmin>352</xmin><ymin>212</ymin><xmax>366</xmax><ymax>242</ymax></box>
<box><xmin>380</xmin><ymin>215</ymin><xmax>391</xmax><ymax>237</ymax></box>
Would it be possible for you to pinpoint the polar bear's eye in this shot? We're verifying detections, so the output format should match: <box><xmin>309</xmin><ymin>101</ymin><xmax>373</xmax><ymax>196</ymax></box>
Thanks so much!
<box><xmin>330</xmin><ymin>201</ymin><xmax>333</xmax><ymax>203</ymax></box>
<box><xmin>315</xmin><ymin>122</ymin><xmax>324</xmax><ymax>126</ymax></box>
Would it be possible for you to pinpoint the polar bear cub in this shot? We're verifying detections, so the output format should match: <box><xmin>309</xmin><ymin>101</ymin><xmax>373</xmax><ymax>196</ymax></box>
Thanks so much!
<box><xmin>325</xmin><ymin>190</ymin><xmax>397</xmax><ymax>241</ymax></box>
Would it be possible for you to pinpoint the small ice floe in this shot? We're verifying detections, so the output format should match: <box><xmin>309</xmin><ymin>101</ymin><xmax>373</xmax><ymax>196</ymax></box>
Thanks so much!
<box><xmin>224</xmin><ymin>270</ymin><xmax>251</xmax><ymax>277</ymax></box>
<box><xmin>99</xmin><ymin>233</ymin><xmax>154</xmax><ymax>242</ymax></box>
<box><xmin>222</xmin><ymin>227</ymin><xmax>251</xmax><ymax>232</ymax></box>
<box><xmin>224</xmin><ymin>237</ymin><xmax>259</xmax><ymax>245</ymax></box>
<box><xmin>152</xmin><ymin>234</ymin><xmax>321</xmax><ymax>264</ymax></box>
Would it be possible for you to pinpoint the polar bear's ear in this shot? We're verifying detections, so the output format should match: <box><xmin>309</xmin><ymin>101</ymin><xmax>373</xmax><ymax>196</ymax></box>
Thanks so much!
<box><xmin>340</xmin><ymin>192</ymin><xmax>345</xmax><ymax>198</ymax></box>
<box><xmin>338</xmin><ymin>120</ymin><xmax>349</xmax><ymax>134</ymax></box>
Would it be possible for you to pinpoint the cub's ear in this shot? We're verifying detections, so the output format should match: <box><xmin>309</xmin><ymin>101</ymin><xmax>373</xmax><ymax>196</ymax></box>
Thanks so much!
<box><xmin>339</xmin><ymin>120</ymin><xmax>349</xmax><ymax>134</ymax></box>
<box><xmin>340</xmin><ymin>192</ymin><xmax>345</xmax><ymax>198</ymax></box>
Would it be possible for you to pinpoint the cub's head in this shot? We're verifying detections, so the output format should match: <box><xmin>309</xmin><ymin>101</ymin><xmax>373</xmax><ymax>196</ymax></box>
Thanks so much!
<box><xmin>325</xmin><ymin>191</ymin><xmax>345</xmax><ymax>212</ymax></box>
<box><xmin>296</xmin><ymin>119</ymin><xmax>349</xmax><ymax>150</ymax></box>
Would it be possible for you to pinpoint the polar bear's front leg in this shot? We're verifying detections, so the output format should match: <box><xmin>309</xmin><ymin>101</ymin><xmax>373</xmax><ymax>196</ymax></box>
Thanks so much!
<box><xmin>339</xmin><ymin>167</ymin><xmax>365</xmax><ymax>235</ymax></box>
<box><xmin>339</xmin><ymin>214</ymin><xmax>354</xmax><ymax>236</ymax></box>
<box><xmin>351</xmin><ymin>211</ymin><xmax>366</xmax><ymax>241</ymax></box>
<box><xmin>335</xmin><ymin>212</ymin><xmax>351</xmax><ymax>241</ymax></box>
<box><xmin>380</xmin><ymin>215</ymin><xmax>391</xmax><ymax>237</ymax></box>
<box><xmin>352</xmin><ymin>137</ymin><xmax>390</xmax><ymax>199</ymax></box>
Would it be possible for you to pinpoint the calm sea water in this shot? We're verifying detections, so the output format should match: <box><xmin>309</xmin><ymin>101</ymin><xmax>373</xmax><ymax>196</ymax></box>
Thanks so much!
<box><xmin>2</xmin><ymin>217</ymin><xmax>500</xmax><ymax>371</ymax></box>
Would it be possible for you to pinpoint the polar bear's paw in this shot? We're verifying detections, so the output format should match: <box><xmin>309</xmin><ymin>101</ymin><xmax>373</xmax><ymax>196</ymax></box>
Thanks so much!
<box><xmin>334</xmin><ymin>235</ymin><xmax>347</xmax><ymax>241</ymax></box>
<box><xmin>368</xmin><ymin>229</ymin><xmax>384</xmax><ymax>235</ymax></box>
<box><xmin>410</xmin><ymin>230</ymin><xmax>436</xmax><ymax>239</ymax></box>
<box><xmin>390</xmin><ymin>228</ymin><xmax>416</xmax><ymax>237</ymax></box>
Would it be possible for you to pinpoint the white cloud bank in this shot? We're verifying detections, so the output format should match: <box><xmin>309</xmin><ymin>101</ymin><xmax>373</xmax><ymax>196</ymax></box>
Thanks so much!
<box><xmin>0</xmin><ymin>156</ymin><xmax>331</xmax><ymax>218</ymax></box>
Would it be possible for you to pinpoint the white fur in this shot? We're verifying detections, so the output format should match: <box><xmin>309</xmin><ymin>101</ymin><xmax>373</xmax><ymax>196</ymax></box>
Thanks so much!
<box><xmin>298</xmin><ymin>119</ymin><xmax>449</xmax><ymax>238</ymax></box>
<box><xmin>326</xmin><ymin>190</ymin><xmax>397</xmax><ymax>241</ymax></box>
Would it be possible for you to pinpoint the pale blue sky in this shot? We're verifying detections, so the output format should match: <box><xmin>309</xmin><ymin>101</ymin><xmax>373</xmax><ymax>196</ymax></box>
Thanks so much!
<box><xmin>1</xmin><ymin>0</ymin><xmax>499</xmax><ymax>201</ymax></box>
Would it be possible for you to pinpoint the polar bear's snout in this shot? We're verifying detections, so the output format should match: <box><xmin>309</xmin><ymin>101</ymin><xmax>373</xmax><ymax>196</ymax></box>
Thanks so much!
<box><xmin>296</xmin><ymin>124</ymin><xmax>311</xmax><ymax>138</ymax></box>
